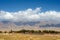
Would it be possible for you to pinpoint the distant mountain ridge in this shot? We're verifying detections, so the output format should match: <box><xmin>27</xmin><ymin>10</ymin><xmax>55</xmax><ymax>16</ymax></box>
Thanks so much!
<box><xmin>0</xmin><ymin>21</ymin><xmax>60</xmax><ymax>31</ymax></box>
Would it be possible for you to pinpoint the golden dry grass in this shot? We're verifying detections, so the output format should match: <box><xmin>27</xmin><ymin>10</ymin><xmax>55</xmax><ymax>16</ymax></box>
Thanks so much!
<box><xmin>0</xmin><ymin>33</ymin><xmax>60</xmax><ymax>40</ymax></box>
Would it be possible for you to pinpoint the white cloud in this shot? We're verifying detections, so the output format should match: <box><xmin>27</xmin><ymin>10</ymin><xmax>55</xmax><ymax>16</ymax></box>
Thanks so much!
<box><xmin>0</xmin><ymin>7</ymin><xmax>60</xmax><ymax>24</ymax></box>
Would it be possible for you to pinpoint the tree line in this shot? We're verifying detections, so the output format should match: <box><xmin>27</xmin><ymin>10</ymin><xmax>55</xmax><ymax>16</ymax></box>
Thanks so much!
<box><xmin>0</xmin><ymin>29</ymin><xmax>60</xmax><ymax>34</ymax></box>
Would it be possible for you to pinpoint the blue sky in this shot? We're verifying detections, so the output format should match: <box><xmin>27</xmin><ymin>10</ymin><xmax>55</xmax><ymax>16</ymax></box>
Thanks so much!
<box><xmin>0</xmin><ymin>0</ymin><xmax>60</xmax><ymax>24</ymax></box>
<box><xmin>0</xmin><ymin>0</ymin><xmax>60</xmax><ymax>12</ymax></box>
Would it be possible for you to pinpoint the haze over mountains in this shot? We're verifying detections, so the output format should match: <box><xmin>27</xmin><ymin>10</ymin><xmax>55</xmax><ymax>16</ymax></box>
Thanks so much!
<box><xmin>0</xmin><ymin>8</ymin><xmax>60</xmax><ymax>31</ymax></box>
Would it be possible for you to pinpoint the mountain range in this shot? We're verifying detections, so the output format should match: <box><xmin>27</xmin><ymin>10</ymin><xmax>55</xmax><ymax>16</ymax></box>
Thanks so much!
<box><xmin>0</xmin><ymin>20</ymin><xmax>60</xmax><ymax>31</ymax></box>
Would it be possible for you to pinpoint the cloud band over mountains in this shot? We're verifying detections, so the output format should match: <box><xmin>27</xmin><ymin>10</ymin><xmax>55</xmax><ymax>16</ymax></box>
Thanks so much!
<box><xmin>0</xmin><ymin>7</ymin><xmax>60</xmax><ymax>23</ymax></box>
<box><xmin>0</xmin><ymin>7</ymin><xmax>60</xmax><ymax>31</ymax></box>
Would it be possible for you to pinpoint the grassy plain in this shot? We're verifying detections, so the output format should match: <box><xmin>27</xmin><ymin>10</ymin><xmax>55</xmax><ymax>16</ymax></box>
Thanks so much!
<box><xmin>0</xmin><ymin>33</ymin><xmax>60</xmax><ymax>40</ymax></box>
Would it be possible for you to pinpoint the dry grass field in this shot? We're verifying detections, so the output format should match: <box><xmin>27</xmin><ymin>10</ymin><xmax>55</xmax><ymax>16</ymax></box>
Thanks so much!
<box><xmin>0</xmin><ymin>33</ymin><xmax>60</xmax><ymax>40</ymax></box>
